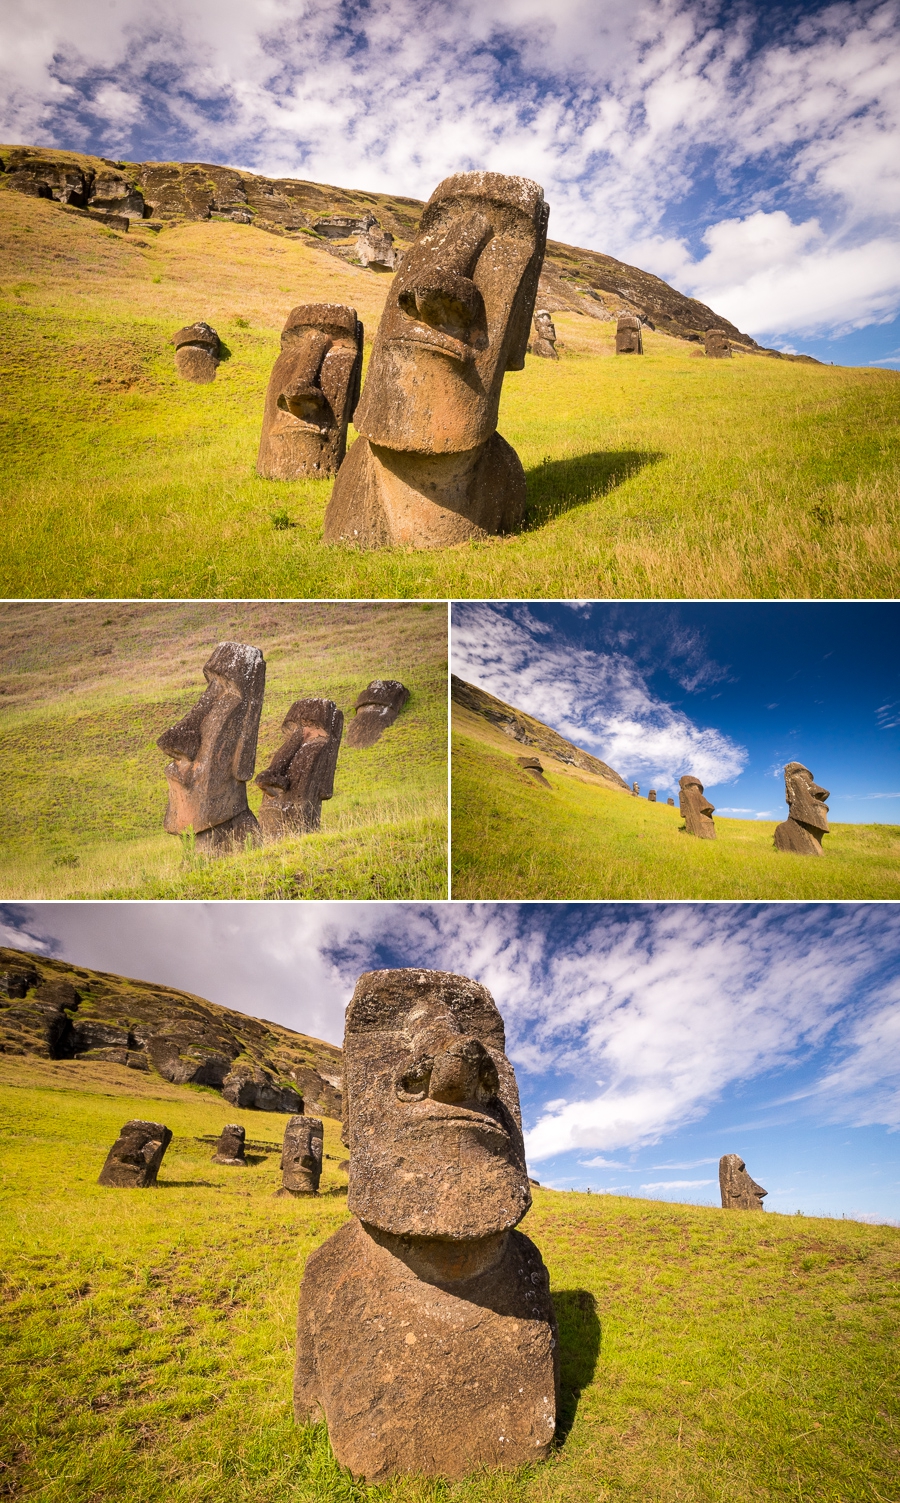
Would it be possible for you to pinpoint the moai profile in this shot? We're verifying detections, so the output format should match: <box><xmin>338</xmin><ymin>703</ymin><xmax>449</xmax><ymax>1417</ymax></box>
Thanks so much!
<box><xmin>172</xmin><ymin>321</ymin><xmax>220</xmax><ymax>383</ymax></box>
<box><xmin>255</xmin><ymin>698</ymin><xmax>343</xmax><ymax>838</ymax></box>
<box><xmin>324</xmin><ymin>171</ymin><xmax>549</xmax><ymax>549</ymax></box>
<box><xmin>719</xmin><ymin>1154</ymin><xmax>767</xmax><ymax>1210</ymax></box>
<box><xmin>774</xmin><ymin>763</ymin><xmax>829</xmax><ymax>855</ymax></box>
<box><xmin>212</xmin><ymin>1124</ymin><xmax>247</xmax><ymax>1166</ymax></box>
<box><xmin>98</xmin><ymin>1120</ymin><xmax>172</xmax><ymax>1187</ymax></box>
<box><xmin>257</xmin><ymin>304</ymin><xmax>363</xmax><ymax>480</ymax></box>
<box><xmin>532</xmin><ymin>308</ymin><xmax>558</xmax><ymax>359</ymax></box>
<box><xmin>679</xmin><ymin>775</ymin><xmax>716</xmax><ymax>838</ymax></box>
<box><xmin>648</xmin><ymin>788</ymin><xmax>657</xmax><ymax>802</ymax></box>
<box><xmin>616</xmin><ymin>314</ymin><xmax>643</xmax><ymax>354</ymax></box>
<box><xmin>345</xmin><ymin>680</ymin><xmax>410</xmax><ymax>748</ymax></box>
<box><xmin>294</xmin><ymin>969</ymin><xmax>558</xmax><ymax>1481</ymax></box>
<box><xmin>705</xmin><ymin>328</ymin><xmax>732</xmax><ymax>358</ymax></box>
<box><xmin>517</xmin><ymin>755</ymin><xmax>551</xmax><ymax>787</ymax></box>
<box><xmin>158</xmin><ymin>642</ymin><xmax>266</xmax><ymax>854</ymax></box>
<box><xmin>356</xmin><ymin>226</ymin><xmax>396</xmax><ymax>270</ymax></box>
<box><xmin>280</xmin><ymin>1115</ymin><xmax>324</xmax><ymax>1195</ymax></box>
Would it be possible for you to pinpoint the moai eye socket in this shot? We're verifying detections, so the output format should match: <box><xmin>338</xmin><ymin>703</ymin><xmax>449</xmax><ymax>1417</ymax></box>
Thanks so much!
<box><xmin>396</xmin><ymin>1056</ymin><xmax>434</xmax><ymax>1102</ymax></box>
<box><xmin>477</xmin><ymin>1053</ymin><xmax>500</xmax><ymax>1100</ymax></box>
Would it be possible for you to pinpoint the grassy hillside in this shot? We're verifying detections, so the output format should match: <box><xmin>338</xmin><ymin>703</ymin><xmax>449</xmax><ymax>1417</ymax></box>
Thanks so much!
<box><xmin>0</xmin><ymin>601</ymin><xmax>447</xmax><ymax>900</ymax></box>
<box><xmin>452</xmin><ymin>708</ymin><xmax>900</xmax><ymax>899</ymax></box>
<box><xmin>2</xmin><ymin>1054</ymin><xmax>898</xmax><ymax>1502</ymax></box>
<box><xmin>1</xmin><ymin>188</ymin><xmax>898</xmax><ymax>600</ymax></box>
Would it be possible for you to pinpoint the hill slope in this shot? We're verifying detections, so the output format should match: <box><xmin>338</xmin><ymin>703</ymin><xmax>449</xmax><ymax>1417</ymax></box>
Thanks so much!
<box><xmin>452</xmin><ymin>674</ymin><xmax>629</xmax><ymax>789</ymax></box>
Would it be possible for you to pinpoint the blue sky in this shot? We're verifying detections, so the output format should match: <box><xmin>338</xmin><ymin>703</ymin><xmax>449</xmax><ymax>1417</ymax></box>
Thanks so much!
<box><xmin>2</xmin><ymin>0</ymin><xmax>899</xmax><ymax>364</ymax></box>
<box><xmin>2</xmin><ymin>900</ymin><xmax>899</xmax><ymax>1222</ymax></box>
<box><xmin>452</xmin><ymin>601</ymin><xmax>900</xmax><ymax>823</ymax></box>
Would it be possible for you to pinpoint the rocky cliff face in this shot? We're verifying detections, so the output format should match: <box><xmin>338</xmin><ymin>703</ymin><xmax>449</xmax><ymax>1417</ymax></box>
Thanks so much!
<box><xmin>452</xmin><ymin>676</ymin><xmax>629</xmax><ymax>789</ymax></box>
<box><xmin>0</xmin><ymin>946</ymin><xmax>342</xmax><ymax>1117</ymax></box>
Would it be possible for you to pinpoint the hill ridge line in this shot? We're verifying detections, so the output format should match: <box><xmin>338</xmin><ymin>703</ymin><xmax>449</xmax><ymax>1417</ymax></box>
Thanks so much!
<box><xmin>452</xmin><ymin>674</ymin><xmax>629</xmax><ymax>790</ymax></box>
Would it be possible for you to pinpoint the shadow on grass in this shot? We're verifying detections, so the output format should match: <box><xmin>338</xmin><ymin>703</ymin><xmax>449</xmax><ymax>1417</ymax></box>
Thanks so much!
<box><xmin>525</xmin><ymin>450</ymin><xmax>663</xmax><ymax>528</ymax></box>
<box><xmin>553</xmin><ymin>1288</ymin><xmax>602</xmax><ymax>1442</ymax></box>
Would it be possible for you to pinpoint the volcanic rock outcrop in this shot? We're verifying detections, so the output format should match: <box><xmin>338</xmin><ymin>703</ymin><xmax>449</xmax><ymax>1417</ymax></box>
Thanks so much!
<box><xmin>98</xmin><ymin>1120</ymin><xmax>172</xmax><ymax>1188</ymax></box>
<box><xmin>679</xmin><ymin>775</ymin><xmax>716</xmax><ymax>838</ymax></box>
<box><xmin>280</xmin><ymin>1114</ymin><xmax>324</xmax><ymax>1195</ymax></box>
<box><xmin>172</xmin><ymin>322</ymin><xmax>221</xmax><ymax>383</ymax></box>
<box><xmin>774</xmin><ymin>763</ymin><xmax>830</xmax><ymax>855</ymax></box>
<box><xmin>531</xmin><ymin>308</ymin><xmax>558</xmax><ymax>359</ymax></box>
<box><xmin>257</xmin><ymin>304</ymin><xmax>363</xmax><ymax>479</ymax></box>
<box><xmin>255</xmin><ymin>698</ymin><xmax>343</xmax><ymax>838</ymax></box>
<box><xmin>719</xmin><ymin>1154</ymin><xmax>767</xmax><ymax>1210</ymax></box>
<box><xmin>616</xmin><ymin>313</ymin><xmax>643</xmax><ymax>353</ymax></box>
<box><xmin>345</xmin><ymin>680</ymin><xmax>409</xmax><ymax>748</ymax></box>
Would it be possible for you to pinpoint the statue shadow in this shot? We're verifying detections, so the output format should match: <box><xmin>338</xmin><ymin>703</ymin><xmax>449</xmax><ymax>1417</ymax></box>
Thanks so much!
<box><xmin>217</xmin><ymin>340</ymin><xmax>233</xmax><ymax>363</ymax></box>
<box><xmin>524</xmin><ymin>450</ymin><xmax>663</xmax><ymax>528</ymax></box>
<box><xmin>552</xmin><ymin>1289</ymin><xmax>602</xmax><ymax>1442</ymax></box>
<box><xmin>157</xmin><ymin>1179</ymin><xmax>217</xmax><ymax>1189</ymax></box>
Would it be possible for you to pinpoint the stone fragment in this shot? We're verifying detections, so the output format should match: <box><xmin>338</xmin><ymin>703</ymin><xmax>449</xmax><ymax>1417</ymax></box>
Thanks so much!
<box><xmin>679</xmin><ymin>775</ymin><xmax>716</xmax><ymax>838</ymax></box>
<box><xmin>172</xmin><ymin>321</ymin><xmax>221</xmax><ymax>383</ymax></box>
<box><xmin>157</xmin><ymin>642</ymin><xmax>265</xmax><ymax>854</ymax></box>
<box><xmin>325</xmin><ymin>171</ymin><xmax>549</xmax><ymax>548</ymax></box>
<box><xmin>356</xmin><ymin>227</ymin><xmax>396</xmax><ymax>270</ymax></box>
<box><xmin>212</xmin><ymin>1123</ymin><xmax>247</xmax><ymax>1165</ymax></box>
<box><xmin>223</xmin><ymin>1062</ymin><xmax>303</xmax><ymax>1112</ymax></box>
<box><xmin>531</xmin><ymin>308</ymin><xmax>558</xmax><ymax>359</ymax></box>
<box><xmin>280</xmin><ymin>1114</ymin><xmax>323</xmax><ymax>1194</ymax></box>
<box><xmin>774</xmin><ymin>762</ymin><xmax>829</xmax><ymax>855</ymax></box>
<box><xmin>616</xmin><ymin>313</ymin><xmax>643</xmax><ymax>353</ymax></box>
<box><xmin>257</xmin><ymin>304</ymin><xmax>363</xmax><ymax>479</ymax></box>
<box><xmin>255</xmin><ymin>698</ymin><xmax>343</xmax><ymax>838</ymax></box>
<box><xmin>345</xmin><ymin>680</ymin><xmax>409</xmax><ymax>748</ymax></box>
<box><xmin>517</xmin><ymin>755</ymin><xmax>551</xmax><ymax>788</ymax></box>
<box><xmin>98</xmin><ymin>1119</ymin><xmax>172</xmax><ymax>1188</ymax></box>
<box><xmin>719</xmin><ymin>1154</ymin><xmax>767</xmax><ymax>1210</ymax></box>
<box><xmin>294</xmin><ymin>968</ymin><xmax>558</xmax><ymax>1480</ymax></box>
<box><xmin>705</xmin><ymin>328</ymin><xmax>732</xmax><ymax>358</ymax></box>
<box><xmin>648</xmin><ymin>789</ymin><xmax>657</xmax><ymax>802</ymax></box>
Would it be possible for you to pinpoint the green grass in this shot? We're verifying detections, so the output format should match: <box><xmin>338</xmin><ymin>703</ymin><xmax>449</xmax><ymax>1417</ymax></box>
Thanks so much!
<box><xmin>2</xmin><ymin>1055</ymin><xmax>898</xmax><ymax>1502</ymax></box>
<box><xmin>451</xmin><ymin>715</ymin><xmax>900</xmax><ymax>899</ymax></box>
<box><xmin>1</xmin><ymin>190</ymin><xmax>898</xmax><ymax>600</ymax></box>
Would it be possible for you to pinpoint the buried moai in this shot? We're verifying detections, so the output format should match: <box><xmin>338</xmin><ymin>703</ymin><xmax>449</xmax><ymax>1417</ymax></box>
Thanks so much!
<box><xmin>774</xmin><ymin>763</ymin><xmax>830</xmax><ymax>855</ymax></box>
<box><xmin>517</xmin><ymin>755</ymin><xmax>551</xmax><ymax>787</ymax></box>
<box><xmin>705</xmin><ymin>328</ymin><xmax>732</xmax><ymax>358</ymax></box>
<box><xmin>294</xmin><ymin>969</ymin><xmax>558</xmax><ymax>1481</ymax></box>
<box><xmin>255</xmin><ymin>699</ymin><xmax>343</xmax><ymax>838</ymax></box>
<box><xmin>98</xmin><ymin>1120</ymin><xmax>172</xmax><ymax>1188</ymax></box>
<box><xmin>679</xmin><ymin>775</ymin><xmax>716</xmax><ymax>839</ymax></box>
<box><xmin>648</xmin><ymin>789</ymin><xmax>657</xmax><ymax>802</ymax></box>
<box><xmin>616</xmin><ymin>314</ymin><xmax>643</xmax><ymax>354</ymax></box>
<box><xmin>280</xmin><ymin>1115</ymin><xmax>324</xmax><ymax>1195</ymax></box>
<box><xmin>257</xmin><ymin>304</ymin><xmax>363</xmax><ymax>480</ymax></box>
<box><xmin>212</xmin><ymin>1124</ymin><xmax>247</xmax><ymax>1166</ymax></box>
<box><xmin>719</xmin><ymin>1154</ymin><xmax>767</xmax><ymax>1211</ymax></box>
<box><xmin>158</xmin><ymin>642</ymin><xmax>266</xmax><ymax>854</ymax></box>
<box><xmin>531</xmin><ymin>308</ymin><xmax>558</xmax><ymax>359</ymax></box>
<box><xmin>172</xmin><ymin>321</ymin><xmax>221</xmax><ymax>382</ymax></box>
<box><xmin>345</xmin><ymin>680</ymin><xmax>410</xmax><ymax>749</ymax></box>
<box><xmin>324</xmin><ymin>171</ymin><xmax>549</xmax><ymax>548</ymax></box>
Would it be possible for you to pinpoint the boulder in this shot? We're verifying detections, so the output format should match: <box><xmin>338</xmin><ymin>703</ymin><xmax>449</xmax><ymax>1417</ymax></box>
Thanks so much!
<box><xmin>222</xmin><ymin>1061</ymin><xmax>302</xmax><ymax>1112</ymax></box>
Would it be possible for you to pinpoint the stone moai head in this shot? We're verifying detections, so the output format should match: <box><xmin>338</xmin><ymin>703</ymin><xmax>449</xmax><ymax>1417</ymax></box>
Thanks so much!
<box><xmin>517</xmin><ymin>755</ymin><xmax>550</xmax><ymax>787</ymax></box>
<box><xmin>281</xmin><ymin>1114</ymin><xmax>324</xmax><ymax>1195</ymax></box>
<box><xmin>532</xmin><ymin>308</ymin><xmax>558</xmax><ymax>359</ymax></box>
<box><xmin>705</xmin><ymin>328</ymin><xmax>732</xmax><ymax>358</ymax></box>
<box><xmin>345</xmin><ymin>679</ymin><xmax>410</xmax><ymax>749</ymax></box>
<box><xmin>667</xmin><ymin>796</ymin><xmax>675</xmax><ymax>806</ymax></box>
<box><xmin>172</xmin><ymin>322</ymin><xmax>220</xmax><ymax>383</ymax></box>
<box><xmin>255</xmin><ymin>698</ymin><xmax>343</xmax><ymax>839</ymax></box>
<box><xmin>632</xmin><ymin>781</ymin><xmax>640</xmax><ymax>796</ymax></box>
<box><xmin>648</xmin><ymin>789</ymin><xmax>657</xmax><ymax>802</ymax></box>
<box><xmin>343</xmin><ymin>969</ymin><xmax>530</xmax><ymax>1240</ymax></box>
<box><xmin>212</xmin><ymin>1123</ymin><xmax>247</xmax><ymax>1165</ymax></box>
<box><xmin>158</xmin><ymin>643</ymin><xmax>266</xmax><ymax>850</ymax></box>
<box><xmin>775</xmin><ymin>762</ymin><xmax>830</xmax><ymax>855</ymax></box>
<box><xmin>98</xmin><ymin>1119</ymin><xmax>172</xmax><ymax>1187</ymax></box>
<box><xmin>616</xmin><ymin>314</ymin><xmax>643</xmax><ymax>354</ymax></box>
<box><xmin>257</xmin><ymin>304</ymin><xmax>363</xmax><ymax>480</ymax></box>
<box><xmin>679</xmin><ymin>775</ymin><xmax>716</xmax><ymax>838</ymax></box>
<box><xmin>719</xmin><ymin>1154</ymin><xmax>767</xmax><ymax>1210</ymax></box>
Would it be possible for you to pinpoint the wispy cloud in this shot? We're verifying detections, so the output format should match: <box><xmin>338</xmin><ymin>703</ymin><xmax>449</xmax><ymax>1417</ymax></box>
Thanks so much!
<box><xmin>640</xmin><ymin>1178</ymin><xmax>715</xmax><ymax>1189</ymax></box>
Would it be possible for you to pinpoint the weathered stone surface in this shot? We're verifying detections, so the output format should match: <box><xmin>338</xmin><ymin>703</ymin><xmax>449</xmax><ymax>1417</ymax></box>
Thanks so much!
<box><xmin>616</xmin><ymin>313</ymin><xmax>643</xmax><ymax>353</ymax></box>
<box><xmin>88</xmin><ymin>169</ymin><xmax>145</xmax><ymax>220</ymax></box>
<box><xmin>257</xmin><ymin>304</ymin><xmax>363</xmax><ymax>479</ymax></box>
<box><xmin>212</xmin><ymin>1123</ymin><xmax>247</xmax><ymax>1165</ymax></box>
<box><xmin>345</xmin><ymin>680</ymin><xmax>409</xmax><ymax>748</ymax></box>
<box><xmin>325</xmin><ymin>171</ymin><xmax>548</xmax><ymax>548</ymax></box>
<box><xmin>705</xmin><ymin>328</ymin><xmax>732</xmax><ymax>358</ymax></box>
<box><xmin>98</xmin><ymin>1119</ymin><xmax>172</xmax><ymax>1188</ymax></box>
<box><xmin>719</xmin><ymin>1154</ymin><xmax>767</xmax><ymax>1210</ymax></box>
<box><xmin>648</xmin><ymin>788</ymin><xmax>657</xmax><ymax>802</ymax></box>
<box><xmin>774</xmin><ymin>762</ymin><xmax>829</xmax><ymax>855</ymax></box>
<box><xmin>314</xmin><ymin>213</ymin><xmax>376</xmax><ymax>239</ymax></box>
<box><xmin>281</xmin><ymin>1114</ymin><xmax>323</xmax><ymax>1194</ymax></box>
<box><xmin>256</xmin><ymin>698</ymin><xmax>343</xmax><ymax>837</ymax></box>
<box><xmin>517</xmin><ymin>755</ymin><xmax>551</xmax><ymax>788</ymax></box>
<box><xmin>531</xmin><ymin>308</ymin><xmax>558</xmax><ymax>359</ymax></box>
<box><xmin>158</xmin><ymin>642</ymin><xmax>265</xmax><ymax>854</ymax></box>
<box><xmin>0</xmin><ymin>965</ymin><xmax>39</xmax><ymax>998</ymax></box>
<box><xmin>223</xmin><ymin>1062</ymin><xmax>303</xmax><ymax>1113</ymax></box>
<box><xmin>679</xmin><ymin>775</ymin><xmax>716</xmax><ymax>838</ymax></box>
<box><xmin>172</xmin><ymin>321</ymin><xmax>220</xmax><ymax>383</ymax></box>
<box><xmin>294</xmin><ymin>968</ymin><xmax>557</xmax><ymax>1480</ymax></box>
<box><xmin>356</xmin><ymin>227</ymin><xmax>396</xmax><ymax>269</ymax></box>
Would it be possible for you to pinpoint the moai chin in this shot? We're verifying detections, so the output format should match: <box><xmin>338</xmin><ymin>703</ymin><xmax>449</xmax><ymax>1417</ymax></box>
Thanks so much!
<box><xmin>294</xmin><ymin>968</ymin><xmax>558</xmax><ymax>1481</ymax></box>
<box><xmin>517</xmin><ymin>755</ymin><xmax>551</xmax><ymax>787</ymax></box>
<box><xmin>324</xmin><ymin>171</ymin><xmax>549</xmax><ymax>549</ymax></box>
<box><xmin>158</xmin><ymin>642</ymin><xmax>266</xmax><ymax>854</ymax></box>
<box><xmin>255</xmin><ymin>698</ymin><xmax>343</xmax><ymax>839</ymax></box>
<box><xmin>98</xmin><ymin>1120</ymin><xmax>172</xmax><ymax>1187</ymax></box>
<box><xmin>679</xmin><ymin>775</ymin><xmax>716</xmax><ymax>838</ymax></box>
<box><xmin>212</xmin><ymin>1124</ymin><xmax>247</xmax><ymax>1166</ymax></box>
<box><xmin>616</xmin><ymin>314</ymin><xmax>643</xmax><ymax>354</ymax></box>
<box><xmin>719</xmin><ymin>1154</ymin><xmax>767</xmax><ymax>1210</ymax></box>
<box><xmin>280</xmin><ymin>1114</ymin><xmax>324</xmax><ymax>1195</ymax></box>
<box><xmin>774</xmin><ymin>762</ymin><xmax>829</xmax><ymax>855</ymax></box>
<box><xmin>345</xmin><ymin>680</ymin><xmax>409</xmax><ymax>749</ymax></box>
<box><xmin>257</xmin><ymin>304</ymin><xmax>363</xmax><ymax>480</ymax></box>
<box><xmin>705</xmin><ymin>328</ymin><xmax>732</xmax><ymax>358</ymax></box>
<box><xmin>532</xmin><ymin>308</ymin><xmax>558</xmax><ymax>359</ymax></box>
<box><xmin>172</xmin><ymin>321</ymin><xmax>220</xmax><ymax>382</ymax></box>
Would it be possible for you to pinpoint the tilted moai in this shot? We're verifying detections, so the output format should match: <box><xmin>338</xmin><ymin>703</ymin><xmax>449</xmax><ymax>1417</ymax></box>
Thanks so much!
<box><xmin>616</xmin><ymin>313</ymin><xmax>643</xmax><ymax>354</ymax></box>
<box><xmin>324</xmin><ymin>171</ymin><xmax>549</xmax><ymax>549</ymax></box>
<box><xmin>158</xmin><ymin>642</ymin><xmax>266</xmax><ymax>854</ymax></box>
<box><xmin>356</xmin><ymin>226</ymin><xmax>396</xmax><ymax>270</ymax></box>
<box><xmin>531</xmin><ymin>308</ymin><xmax>558</xmax><ymax>359</ymax></box>
<box><xmin>255</xmin><ymin>698</ymin><xmax>343</xmax><ymax>838</ymax></box>
<box><xmin>719</xmin><ymin>1154</ymin><xmax>767</xmax><ymax>1210</ymax></box>
<box><xmin>345</xmin><ymin>679</ymin><xmax>410</xmax><ymax>749</ymax></box>
<box><xmin>212</xmin><ymin>1124</ymin><xmax>247</xmax><ymax>1166</ymax></box>
<box><xmin>774</xmin><ymin>762</ymin><xmax>829</xmax><ymax>855</ymax></box>
<box><xmin>172</xmin><ymin>321</ymin><xmax>220</xmax><ymax>383</ymax></box>
<box><xmin>648</xmin><ymin>788</ymin><xmax>657</xmax><ymax>802</ymax></box>
<box><xmin>705</xmin><ymin>328</ymin><xmax>732</xmax><ymax>358</ymax></box>
<box><xmin>98</xmin><ymin>1120</ymin><xmax>172</xmax><ymax>1187</ymax></box>
<box><xmin>280</xmin><ymin>1114</ymin><xmax>324</xmax><ymax>1195</ymax></box>
<box><xmin>294</xmin><ymin>969</ymin><xmax>558</xmax><ymax>1481</ymax></box>
<box><xmin>257</xmin><ymin>304</ymin><xmax>363</xmax><ymax>480</ymax></box>
<box><xmin>517</xmin><ymin>755</ymin><xmax>551</xmax><ymax>787</ymax></box>
<box><xmin>679</xmin><ymin>775</ymin><xmax>716</xmax><ymax>838</ymax></box>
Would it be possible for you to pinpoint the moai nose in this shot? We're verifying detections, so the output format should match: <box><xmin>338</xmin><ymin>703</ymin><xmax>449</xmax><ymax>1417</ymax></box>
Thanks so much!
<box><xmin>428</xmin><ymin>1038</ymin><xmax>488</xmax><ymax>1104</ymax></box>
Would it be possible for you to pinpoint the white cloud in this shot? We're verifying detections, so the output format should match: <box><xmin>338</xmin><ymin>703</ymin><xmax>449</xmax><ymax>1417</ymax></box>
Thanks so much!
<box><xmin>640</xmin><ymin>1178</ymin><xmax>714</xmax><ymax>1189</ymax></box>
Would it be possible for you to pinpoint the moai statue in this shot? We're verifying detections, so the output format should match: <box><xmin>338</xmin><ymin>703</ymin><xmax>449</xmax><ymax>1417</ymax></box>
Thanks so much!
<box><xmin>648</xmin><ymin>789</ymin><xmax>657</xmax><ymax>802</ymax></box>
<box><xmin>356</xmin><ymin>226</ymin><xmax>396</xmax><ymax>270</ymax></box>
<box><xmin>98</xmin><ymin>1120</ymin><xmax>172</xmax><ymax>1187</ymax></box>
<box><xmin>280</xmin><ymin>1115</ymin><xmax>324</xmax><ymax>1195</ymax></box>
<box><xmin>324</xmin><ymin>171</ymin><xmax>549</xmax><ymax>549</ymax></box>
<box><xmin>517</xmin><ymin>755</ymin><xmax>551</xmax><ymax>787</ymax></box>
<box><xmin>705</xmin><ymin>328</ymin><xmax>732</xmax><ymax>358</ymax></box>
<box><xmin>345</xmin><ymin>680</ymin><xmax>409</xmax><ymax>749</ymax></box>
<box><xmin>294</xmin><ymin>969</ymin><xmax>558</xmax><ymax>1481</ymax></box>
<box><xmin>158</xmin><ymin>642</ymin><xmax>266</xmax><ymax>854</ymax></box>
<box><xmin>532</xmin><ymin>308</ymin><xmax>558</xmax><ymax>359</ymax></box>
<box><xmin>212</xmin><ymin>1124</ymin><xmax>247</xmax><ymax>1166</ymax></box>
<box><xmin>616</xmin><ymin>314</ymin><xmax>643</xmax><ymax>354</ymax></box>
<box><xmin>255</xmin><ymin>698</ymin><xmax>343</xmax><ymax>839</ymax></box>
<box><xmin>774</xmin><ymin>763</ymin><xmax>829</xmax><ymax>855</ymax></box>
<box><xmin>172</xmin><ymin>321</ymin><xmax>220</xmax><ymax>382</ymax></box>
<box><xmin>666</xmin><ymin>796</ymin><xmax>675</xmax><ymax>806</ymax></box>
<box><xmin>679</xmin><ymin>775</ymin><xmax>716</xmax><ymax>839</ymax></box>
<box><xmin>257</xmin><ymin>304</ymin><xmax>363</xmax><ymax>480</ymax></box>
<box><xmin>719</xmin><ymin>1154</ymin><xmax>767</xmax><ymax>1210</ymax></box>
<box><xmin>632</xmin><ymin>781</ymin><xmax>640</xmax><ymax>797</ymax></box>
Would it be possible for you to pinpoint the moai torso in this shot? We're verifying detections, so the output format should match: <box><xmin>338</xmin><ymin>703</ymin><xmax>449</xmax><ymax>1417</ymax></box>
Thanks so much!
<box><xmin>98</xmin><ymin>1120</ymin><xmax>172</xmax><ymax>1187</ymax></box>
<box><xmin>281</xmin><ymin>1115</ymin><xmax>323</xmax><ymax>1194</ymax></box>
<box><xmin>172</xmin><ymin>322</ymin><xmax>220</xmax><ymax>382</ymax></box>
<box><xmin>257</xmin><ymin>305</ymin><xmax>363</xmax><ymax>480</ymax></box>
<box><xmin>255</xmin><ymin>698</ymin><xmax>343</xmax><ymax>837</ymax></box>
<box><xmin>719</xmin><ymin>1154</ymin><xmax>767</xmax><ymax>1210</ymax></box>
<box><xmin>345</xmin><ymin>680</ymin><xmax>409</xmax><ymax>748</ymax></box>
<box><xmin>774</xmin><ymin>763</ymin><xmax>829</xmax><ymax>855</ymax></box>
<box><xmin>679</xmin><ymin>775</ymin><xmax>716</xmax><ymax>838</ymax></box>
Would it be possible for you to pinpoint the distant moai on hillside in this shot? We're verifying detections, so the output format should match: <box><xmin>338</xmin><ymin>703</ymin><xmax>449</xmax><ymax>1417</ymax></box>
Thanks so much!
<box><xmin>531</xmin><ymin>309</ymin><xmax>559</xmax><ymax>359</ymax></box>
<box><xmin>345</xmin><ymin>680</ymin><xmax>409</xmax><ymax>748</ymax></box>
<box><xmin>666</xmin><ymin>796</ymin><xmax>675</xmax><ymax>806</ymax></box>
<box><xmin>719</xmin><ymin>1154</ymin><xmax>767</xmax><ymax>1210</ymax></box>
<box><xmin>616</xmin><ymin>313</ymin><xmax>643</xmax><ymax>353</ymax></box>
<box><xmin>172</xmin><ymin>321</ymin><xmax>220</xmax><ymax>382</ymax></box>
<box><xmin>679</xmin><ymin>775</ymin><xmax>716</xmax><ymax>838</ymax></box>
<box><xmin>774</xmin><ymin>763</ymin><xmax>830</xmax><ymax>855</ymax></box>
<box><xmin>632</xmin><ymin>781</ymin><xmax>640</xmax><ymax>796</ymax></box>
<box><xmin>212</xmin><ymin>1124</ymin><xmax>247</xmax><ymax>1166</ymax></box>
<box><xmin>255</xmin><ymin>698</ymin><xmax>343</xmax><ymax>839</ymax></box>
<box><xmin>517</xmin><ymin>755</ymin><xmax>551</xmax><ymax>787</ymax></box>
<box><xmin>98</xmin><ymin>1120</ymin><xmax>172</xmax><ymax>1188</ymax></box>
<box><xmin>280</xmin><ymin>1115</ymin><xmax>324</xmax><ymax>1195</ymax></box>
<box><xmin>705</xmin><ymin>328</ymin><xmax>732</xmax><ymax>358</ymax></box>
<box><xmin>257</xmin><ymin>303</ymin><xmax>364</xmax><ymax>480</ymax></box>
<box><xmin>648</xmin><ymin>788</ymin><xmax>657</xmax><ymax>802</ymax></box>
